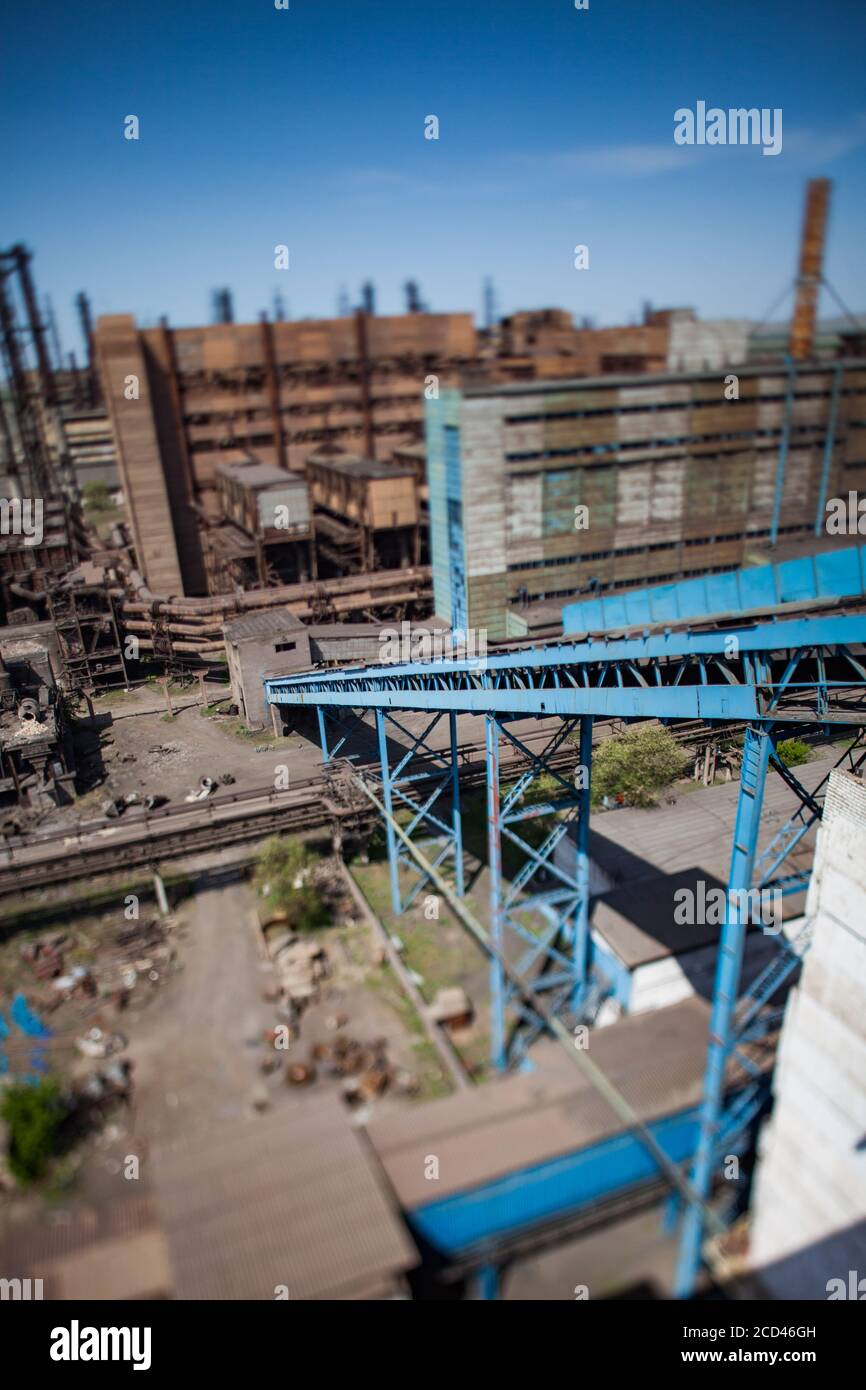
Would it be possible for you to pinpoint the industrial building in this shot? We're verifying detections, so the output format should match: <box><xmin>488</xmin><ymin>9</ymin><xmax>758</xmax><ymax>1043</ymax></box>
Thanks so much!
<box><xmin>305</xmin><ymin>450</ymin><xmax>421</xmax><ymax>575</ymax></box>
<box><xmin>225</xmin><ymin>607</ymin><xmax>449</xmax><ymax>728</ymax></box>
<box><xmin>207</xmin><ymin>459</ymin><xmax>315</xmax><ymax>591</ymax></box>
<box><xmin>94</xmin><ymin>309</ymin><xmax>476</xmax><ymax>597</ymax></box>
<box><xmin>90</xmin><ymin>294</ymin><xmax>778</xmax><ymax>606</ymax></box>
<box><xmin>427</xmin><ymin>359</ymin><xmax>866</xmax><ymax>639</ymax></box>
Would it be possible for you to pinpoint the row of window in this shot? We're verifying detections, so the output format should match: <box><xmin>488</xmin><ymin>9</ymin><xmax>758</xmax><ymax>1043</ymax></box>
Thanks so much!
<box><xmin>504</xmin><ymin>525</ymin><xmax>812</xmax><ymax>574</ymax></box>
<box><xmin>515</xmin><ymin>560</ymin><xmax>785</xmax><ymax>605</ymax></box>
<box><xmin>506</xmin><ymin>423</ymin><xmax>845</xmax><ymax>466</ymax></box>
<box><xmin>502</xmin><ymin>387</ymin><xmax>866</xmax><ymax>426</ymax></box>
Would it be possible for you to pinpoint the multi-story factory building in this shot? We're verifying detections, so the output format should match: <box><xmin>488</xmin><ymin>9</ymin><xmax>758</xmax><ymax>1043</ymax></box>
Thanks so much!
<box><xmin>95</xmin><ymin>310</ymin><xmax>475</xmax><ymax>596</ymax></box>
<box><xmin>427</xmin><ymin>360</ymin><xmax>866</xmax><ymax>640</ymax></box>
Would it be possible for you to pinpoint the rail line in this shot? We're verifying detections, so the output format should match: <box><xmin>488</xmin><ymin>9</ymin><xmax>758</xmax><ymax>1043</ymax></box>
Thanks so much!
<box><xmin>0</xmin><ymin>698</ymin><xmax>839</xmax><ymax>898</ymax></box>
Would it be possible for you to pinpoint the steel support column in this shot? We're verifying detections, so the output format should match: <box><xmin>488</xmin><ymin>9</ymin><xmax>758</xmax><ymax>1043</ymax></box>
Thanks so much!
<box><xmin>484</xmin><ymin>715</ymin><xmax>600</xmax><ymax>1068</ymax></box>
<box><xmin>573</xmin><ymin>715</ymin><xmax>593</xmax><ymax>1007</ymax></box>
<box><xmin>376</xmin><ymin>709</ymin><xmax>402</xmax><ymax>916</ymax></box>
<box><xmin>374</xmin><ymin>709</ymin><xmax>465</xmax><ymax>917</ymax></box>
<box><xmin>675</xmin><ymin>722</ymin><xmax>773</xmax><ymax>1297</ymax></box>
<box><xmin>316</xmin><ymin>707</ymin><xmax>330</xmax><ymax>763</ymax></box>
<box><xmin>770</xmin><ymin>358</ymin><xmax>796</xmax><ymax>547</ymax></box>
<box><xmin>486</xmin><ymin>714</ymin><xmax>506</xmax><ymax>1072</ymax></box>
<box><xmin>449</xmin><ymin>712</ymin><xmax>465</xmax><ymax>898</ymax></box>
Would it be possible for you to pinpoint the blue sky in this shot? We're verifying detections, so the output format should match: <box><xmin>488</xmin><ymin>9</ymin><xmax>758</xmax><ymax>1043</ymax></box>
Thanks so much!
<box><xmin>3</xmin><ymin>0</ymin><xmax>865</xmax><ymax>356</ymax></box>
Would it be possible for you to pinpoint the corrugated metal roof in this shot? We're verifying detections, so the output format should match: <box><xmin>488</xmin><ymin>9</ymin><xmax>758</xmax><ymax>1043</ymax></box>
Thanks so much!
<box><xmin>153</xmin><ymin>1099</ymin><xmax>416</xmax><ymax>1300</ymax></box>
<box><xmin>216</xmin><ymin>461</ymin><xmax>307</xmax><ymax>489</ymax></box>
<box><xmin>223</xmin><ymin>607</ymin><xmax>305</xmax><ymax>642</ymax></box>
<box><xmin>307</xmin><ymin>452</ymin><xmax>414</xmax><ymax>480</ymax></box>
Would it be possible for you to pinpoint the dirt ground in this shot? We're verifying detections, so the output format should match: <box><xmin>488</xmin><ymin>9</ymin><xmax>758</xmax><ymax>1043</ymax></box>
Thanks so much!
<box><xmin>53</xmin><ymin>683</ymin><xmax>327</xmax><ymax>830</ymax></box>
<box><xmin>129</xmin><ymin>877</ymin><xmax>446</xmax><ymax>1152</ymax></box>
<box><xmin>45</xmin><ymin>684</ymin><xmax>573</xmax><ymax>835</ymax></box>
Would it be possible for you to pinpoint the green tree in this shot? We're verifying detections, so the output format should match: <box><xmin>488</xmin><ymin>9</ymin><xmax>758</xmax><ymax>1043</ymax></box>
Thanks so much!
<box><xmin>775</xmin><ymin>737</ymin><xmax>811</xmax><ymax>769</ymax></box>
<box><xmin>254</xmin><ymin>837</ymin><xmax>329</xmax><ymax>931</ymax></box>
<box><xmin>1</xmin><ymin>1079</ymin><xmax>67</xmax><ymax>1184</ymax></box>
<box><xmin>591</xmin><ymin>724</ymin><xmax>690</xmax><ymax>808</ymax></box>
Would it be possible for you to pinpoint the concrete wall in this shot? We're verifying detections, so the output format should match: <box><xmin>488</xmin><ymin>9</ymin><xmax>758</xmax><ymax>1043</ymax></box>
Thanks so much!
<box><xmin>750</xmin><ymin>770</ymin><xmax>866</xmax><ymax>1299</ymax></box>
<box><xmin>429</xmin><ymin>364</ymin><xmax>866</xmax><ymax>638</ymax></box>
<box><xmin>228</xmin><ymin>630</ymin><xmax>312</xmax><ymax>728</ymax></box>
<box><xmin>667</xmin><ymin>318</ymin><xmax>750</xmax><ymax>372</ymax></box>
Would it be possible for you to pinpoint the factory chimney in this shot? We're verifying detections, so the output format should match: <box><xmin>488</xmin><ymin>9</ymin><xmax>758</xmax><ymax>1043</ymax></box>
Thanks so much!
<box><xmin>211</xmin><ymin>288</ymin><xmax>235</xmax><ymax>324</ymax></box>
<box><xmin>790</xmin><ymin>179</ymin><xmax>831</xmax><ymax>362</ymax></box>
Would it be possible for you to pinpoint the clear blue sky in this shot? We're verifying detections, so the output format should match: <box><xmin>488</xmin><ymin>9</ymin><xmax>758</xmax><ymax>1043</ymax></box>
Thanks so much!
<box><xmin>4</xmin><ymin>0</ymin><xmax>865</xmax><ymax>356</ymax></box>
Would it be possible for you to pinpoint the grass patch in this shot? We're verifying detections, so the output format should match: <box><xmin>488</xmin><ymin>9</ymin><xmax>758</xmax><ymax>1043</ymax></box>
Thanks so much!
<box><xmin>775</xmin><ymin>737</ymin><xmax>812</xmax><ymax>768</ymax></box>
<box><xmin>92</xmin><ymin>688</ymin><xmax>136</xmax><ymax>708</ymax></box>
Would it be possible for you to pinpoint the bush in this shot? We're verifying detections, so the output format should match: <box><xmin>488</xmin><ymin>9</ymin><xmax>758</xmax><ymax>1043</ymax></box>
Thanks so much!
<box><xmin>81</xmin><ymin>480</ymin><xmax>111</xmax><ymax>512</ymax></box>
<box><xmin>1</xmin><ymin>1079</ymin><xmax>67</xmax><ymax>1184</ymax></box>
<box><xmin>254</xmin><ymin>837</ymin><xmax>329</xmax><ymax>931</ymax></box>
<box><xmin>591</xmin><ymin>724</ymin><xmax>690</xmax><ymax>808</ymax></box>
<box><xmin>775</xmin><ymin>737</ymin><xmax>811</xmax><ymax>768</ymax></box>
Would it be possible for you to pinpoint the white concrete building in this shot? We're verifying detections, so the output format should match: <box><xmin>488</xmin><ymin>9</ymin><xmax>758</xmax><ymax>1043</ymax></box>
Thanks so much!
<box><xmin>750</xmin><ymin>769</ymin><xmax>866</xmax><ymax>1299</ymax></box>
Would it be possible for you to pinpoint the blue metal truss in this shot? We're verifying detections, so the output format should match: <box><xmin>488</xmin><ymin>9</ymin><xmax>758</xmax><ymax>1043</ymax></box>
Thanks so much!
<box><xmin>375</xmin><ymin>708</ymin><xmax>464</xmax><ymax>915</ymax></box>
<box><xmin>265</xmin><ymin>610</ymin><xmax>866</xmax><ymax>1298</ymax></box>
<box><xmin>485</xmin><ymin>714</ymin><xmax>594</xmax><ymax>1069</ymax></box>
<box><xmin>267</xmin><ymin>614</ymin><xmax>866</xmax><ymax>724</ymax></box>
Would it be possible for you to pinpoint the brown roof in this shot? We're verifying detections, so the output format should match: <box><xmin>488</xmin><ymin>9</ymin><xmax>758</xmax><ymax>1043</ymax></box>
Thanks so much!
<box><xmin>153</xmin><ymin>1099</ymin><xmax>416</xmax><ymax>1300</ymax></box>
<box><xmin>370</xmin><ymin>998</ymin><xmax>713</xmax><ymax>1207</ymax></box>
<box><xmin>223</xmin><ymin>606</ymin><xmax>305</xmax><ymax>642</ymax></box>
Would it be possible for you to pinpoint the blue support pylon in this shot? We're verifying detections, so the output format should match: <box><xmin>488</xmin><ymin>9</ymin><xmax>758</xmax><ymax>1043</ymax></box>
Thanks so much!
<box><xmin>266</xmin><ymin>615</ymin><xmax>866</xmax><ymax>1263</ymax></box>
<box><xmin>674</xmin><ymin>722</ymin><xmax>774</xmax><ymax>1298</ymax></box>
<box><xmin>484</xmin><ymin>715</ymin><xmax>596</xmax><ymax>1068</ymax></box>
<box><xmin>573</xmin><ymin>716</ymin><xmax>593</xmax><ymax>1010</ymax></box>
<box><xmin>373</xmin><ymin>708</ymin><xmax>465</xmax><ymax>916</ymax></box>
<box><xmin>486</xmin><ymin>715</ymin><xmax>506</xmax><ymax>1072</ymax></box>
<box><xmin>316</xmin><ymin>704</ymin><xmax>367</xmax><ymax>764</ymax></box>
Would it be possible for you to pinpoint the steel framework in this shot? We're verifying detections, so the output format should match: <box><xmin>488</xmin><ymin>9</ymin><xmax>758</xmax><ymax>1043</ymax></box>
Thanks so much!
<box><xmin>265</xmin><ymin>611</ymin><xmax>866</xmax><ymax>1297</ymax></box>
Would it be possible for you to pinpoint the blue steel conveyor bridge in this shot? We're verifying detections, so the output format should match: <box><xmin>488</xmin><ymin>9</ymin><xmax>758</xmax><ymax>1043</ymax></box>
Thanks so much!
<box><xmin>265</xmin><ymin>612</ymin><xmax>866</xmax><ymax>1297</ymax></box>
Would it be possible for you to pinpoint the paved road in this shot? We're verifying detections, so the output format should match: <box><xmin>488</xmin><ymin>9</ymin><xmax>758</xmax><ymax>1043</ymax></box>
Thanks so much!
<box><xmin>130</xmin><ymin>882</ymin><xmax>275</xmax><ymax>1150</ymax></box>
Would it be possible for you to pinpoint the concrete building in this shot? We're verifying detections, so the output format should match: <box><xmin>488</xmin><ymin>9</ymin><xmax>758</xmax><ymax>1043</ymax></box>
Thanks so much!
<box><xmin>94</xmin><ymin>310</ymin><xmax>475</xmax><ymax>596</ymax></box>
<box><xmin>749</xmin><ymin>769</ymin><xmax>866</xmax><ymax>1299</ymax></box>
<box><xmin>664</xmin><ymin>309</ymin><xmax>751</xmax><ymax>372</ymax></box>
<box><xmin>225</xmin><ymin>608</ymin><xmax>451</xmax><ymax>728</ymax></box>
<box><xmin>93</xmin><ymin>304</ymin><xmax>760</xmax><ymax>600</ymax></box>
<box><xmin>305</xmin><ymin>451</ymin><xmax>421</xmax><ymax>575</ymax></box>
<box><xmin>206</xmin><ymin>460</ymin><xmax>315</xmax><ymax>591</ymax></box>
<box><xmin>426</xmin><ymin>360</ymin><xmax>866</xmax><ymax>640</ymax></box>
<box><xmin>224</xmin><ymin>608</ymin><xmax>311</xmax><ymax>728</ymax></box>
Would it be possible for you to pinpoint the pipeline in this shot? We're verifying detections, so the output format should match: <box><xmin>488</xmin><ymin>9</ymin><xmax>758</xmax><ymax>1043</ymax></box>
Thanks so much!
<box><xmin>114</xmin><ymin>564</ymin><xmax>432</xmax><ymax>657</ymax></box>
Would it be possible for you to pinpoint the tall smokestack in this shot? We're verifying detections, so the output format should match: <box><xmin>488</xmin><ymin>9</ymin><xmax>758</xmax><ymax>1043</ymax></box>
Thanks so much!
<box><xmin>790</xmin><ymin>179</ymin><xmax>831</xmax><ymax>362</ymax></box>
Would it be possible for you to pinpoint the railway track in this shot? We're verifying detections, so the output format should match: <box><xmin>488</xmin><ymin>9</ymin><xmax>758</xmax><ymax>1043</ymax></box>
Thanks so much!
<box><xmin>0</xmin><ymin>697</ymin><xmax>851</xmax><ymax>899</ymax></box>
